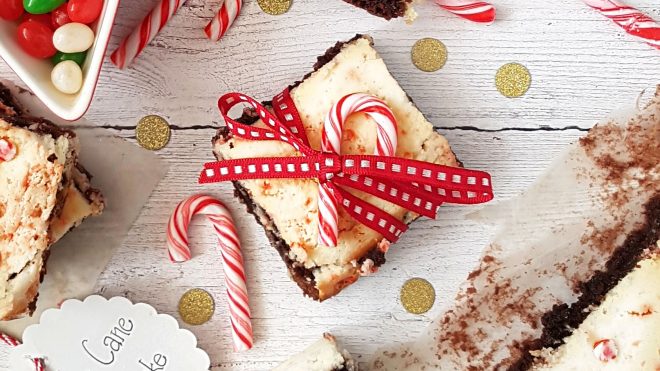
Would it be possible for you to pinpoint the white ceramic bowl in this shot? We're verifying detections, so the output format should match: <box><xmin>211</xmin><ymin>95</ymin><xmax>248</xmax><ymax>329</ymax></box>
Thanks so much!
<box><xmin>0</xmin><ymin>0</ymin><xmax>119</xmax><ymax>121</ymax></box>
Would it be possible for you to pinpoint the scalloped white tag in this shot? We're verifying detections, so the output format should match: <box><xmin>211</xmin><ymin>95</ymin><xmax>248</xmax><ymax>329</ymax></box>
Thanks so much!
<box><xmin>9</xmin><ymin>296</ymin><xmax>210</xmax><ymax>371</ymax></box>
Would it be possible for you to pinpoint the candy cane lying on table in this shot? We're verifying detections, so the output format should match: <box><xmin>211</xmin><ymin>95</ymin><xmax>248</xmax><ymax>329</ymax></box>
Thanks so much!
<box><xmin>205</xmin><ymin>0</ymin><xmax>243</xmax><ymax>41</ymax></box>
<box><xmin>581</xmin><ymin>0</ymin><xmax>660</xmax><ymax>49</ymax></box>
<box><xmin>166</xmin><ymin>195</ymin><xmax>253</xmax><ymax>351</ymax></box>
<box><xmin>434</xmin><ymin>0</ymin><xmax>496</xmax><ymax>24</ymax></box>
<box><xmin>318</xmin><ymin>93</ymin><xmax>398</xmax><ymax>247</ymax></box>
<box><xmin>110</xmin><ymin>0</ymin><xmax>186</xmax><ymax>68</ymax></box>
<box><xmin>0</xmin><ymin>333</ymin><xmax>44</xmax><ymax>371</ymax></box>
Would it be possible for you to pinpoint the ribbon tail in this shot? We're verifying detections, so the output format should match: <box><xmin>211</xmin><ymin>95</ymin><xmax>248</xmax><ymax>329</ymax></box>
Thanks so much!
<box><xmin>334</xmin><ymin>187</ymin><xmax>408</xmax><ymax>243</ymax></box>
<box><xmin>341</xmin><ymin>155</ymin><xmax>494</xmax><ymax>204</ymax></box>
<box><xmin>333</xmin><ymin>174</ymin><xmax>442</xmax><ymax>218</ymax></box>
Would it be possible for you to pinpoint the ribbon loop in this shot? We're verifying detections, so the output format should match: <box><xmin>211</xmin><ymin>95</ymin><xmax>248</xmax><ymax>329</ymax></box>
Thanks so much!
<box><xmin>201</xmin><ymin>88</ymin><xmax>494</xmax><ymax>245</ymax></box>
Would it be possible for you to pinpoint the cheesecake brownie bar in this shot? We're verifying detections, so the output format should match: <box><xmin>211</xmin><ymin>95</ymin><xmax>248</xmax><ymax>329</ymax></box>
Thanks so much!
<box><xmin>213</xmin><ymin>35</ymin><xmax>458</xmax><ymax>301</ymax></box>
<box><xmin>342</xmin><ymin>0</ymin><xmax>416</xmax><ymax>21</ymax></box>
<box><xmin>0</xmin><ymin>84</ymin><xmax>104</xmax><ymax>320</ymax></box>
<box><xmin>274</xmin><ymin>333</ymin><xmax>357</xmax><ymax>371</ymax></box>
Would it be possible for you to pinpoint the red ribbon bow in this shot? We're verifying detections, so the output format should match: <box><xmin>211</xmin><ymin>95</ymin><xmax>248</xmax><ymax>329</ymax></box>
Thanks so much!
<box><xmin>199</xmin><ymin>89</ymin><xmax>494</xmax><ymax>243</ymax></box>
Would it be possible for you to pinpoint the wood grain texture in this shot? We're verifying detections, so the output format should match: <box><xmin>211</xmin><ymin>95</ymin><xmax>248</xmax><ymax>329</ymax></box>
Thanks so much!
<box><xmin>0</xmin><ymin>0</ymin><xmax>658</xmax><ymax>369</ymax></box>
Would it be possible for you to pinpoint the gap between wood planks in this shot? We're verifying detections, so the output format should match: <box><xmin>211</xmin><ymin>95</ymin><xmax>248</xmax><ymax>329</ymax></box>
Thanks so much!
<box><xmin>75</xmin><ymin>124</ymin><xmax>591</xmax><ymax>132</ymax></box>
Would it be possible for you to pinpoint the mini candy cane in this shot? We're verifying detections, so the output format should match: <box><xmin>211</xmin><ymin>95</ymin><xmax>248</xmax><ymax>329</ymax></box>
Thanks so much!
<box><xmin>0</xmin><ymin>138</ymin><xmax>16</xmax><ymax>162</ymax></box>
<box><xmin>581</xmin><ymin>0</ymin><xmax>660</xmax><ymax>49</ymax></box>
<box><xmin>319</xmin><ymin>94</ymin><xmax>398</xmax><ymax>247</ymax></box>
<box><xmin>434</xmin><ymin>0</ymin><xmax>496</xmax><ymax>24</ymax></box>
<box><xmin>1</xmin><ymin>333</ymin><xmax>44</xmax><ymax>371</ymax></box>
<box><xmin>167</xmin><ymin>195</ymin><xmax>253</xmax><ymax>351</ymax></box>
<box><xmin>110</xmin><ymin>0</ymin><xmax>186</xmax><ymax>69</ymax></box>
<box><xmin>593</xmin><ymin>339</ymin><xmax>618</xmax><ymax>362</ymax></box>
<box><xmin>205</xmin><ymin>0</ymin><xmax>243</xmax><ymax>41</ymax></box>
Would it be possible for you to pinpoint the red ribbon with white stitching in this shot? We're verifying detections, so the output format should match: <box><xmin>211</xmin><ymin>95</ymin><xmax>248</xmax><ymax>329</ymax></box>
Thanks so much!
<box><xmin>199</xmin><ymin>88</ymin><xmax>494</xmax><ymax>245</ymax></box>
<box><xmin>1</xmin><ymin>333</ymin><xmax>44</xmax><ymax>371</ymax></box>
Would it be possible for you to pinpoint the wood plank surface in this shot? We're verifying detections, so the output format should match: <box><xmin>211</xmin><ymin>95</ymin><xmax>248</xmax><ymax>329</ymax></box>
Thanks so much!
<box><xmin>0</xmin><ymin>0</ymin><xmax>658</xmax><ymax>369</ymax></box>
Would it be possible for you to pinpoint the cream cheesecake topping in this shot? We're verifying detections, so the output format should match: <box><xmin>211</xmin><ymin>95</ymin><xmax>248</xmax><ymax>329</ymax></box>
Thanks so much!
<box><xmin>532</xmin><ymin>256</ymin><xmax>660</xmax><ymax>371</ymax></box>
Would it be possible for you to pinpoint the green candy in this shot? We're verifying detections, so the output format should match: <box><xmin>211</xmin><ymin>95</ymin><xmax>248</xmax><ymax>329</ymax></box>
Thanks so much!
<box><xmin>23</xmin><ymin>0</ymin><xmax>66</xmax><ymax>14</ymax></box>
<box><xmin>52</xmin><ymin>51</ymin><xmax>87</xmax><ymax>67</ymax></box>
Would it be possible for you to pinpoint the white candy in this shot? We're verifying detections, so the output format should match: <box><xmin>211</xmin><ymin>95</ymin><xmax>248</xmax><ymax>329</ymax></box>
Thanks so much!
<box><xmin>53</xmin><ymin>23</ymin><xmax>95</xmax><ymax>53</ymax></box>
<box><xmin>51</xmin><ymin>61</ymin><xmax>83</xmax><ymax>94</ymax></box>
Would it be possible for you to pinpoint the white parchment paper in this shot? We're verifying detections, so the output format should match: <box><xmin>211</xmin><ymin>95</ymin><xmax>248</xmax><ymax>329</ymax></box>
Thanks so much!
<box><xmin>0</xmin><ymin>81</ymin><xmax>169</xmax><ymax>337</ymax></box>
<box><xmin>371</xmin><ymin>87</ymin><xmax>659</xmax><ymax>370</ymax></box>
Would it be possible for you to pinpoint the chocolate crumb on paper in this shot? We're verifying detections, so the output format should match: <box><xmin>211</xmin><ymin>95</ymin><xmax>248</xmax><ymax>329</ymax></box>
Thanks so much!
<box><xmin>371</xmin><ymin>86</ymin><xmax>660</xmax><ymax>371</ymax></box>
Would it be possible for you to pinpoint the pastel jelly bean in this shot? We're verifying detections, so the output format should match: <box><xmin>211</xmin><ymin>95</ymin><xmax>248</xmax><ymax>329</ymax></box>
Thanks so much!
<box><xmin>51</xmin><ymin>3</ymin><xmax>72</xmax><ymax>28</ymax></box>
<box><xmin>51</xmin><ymin>60</ymin><xmax>83</xmax><ymax>94</ymax></box>
<box><xmin>67</xmin><ymin>0</ymin><xmax>103</xmax><ymax>24</ymax></box>
<box><xmin>16</xmin><ymin>20</ymin><xmax>56</xmax><ymax>59</ymax></box>
<box><xmin>23</xmin><ymin>0</ymin><xmax>67</xmax><ymax>15</ymax></box>
<box><xmin>53</xmin><ymin>22</ymin><xmax>94</xmax><ymax>53</ymax></box>
<box><xmin>23</xmin><ymin>13</ymin><xmax>53</xmax><ymax>29</ymax></box>
<box><xmin>0</xmin><ymin>0</ymin><xmax>24</xmax><ymax>21</ymax></box>
<box><xmin>52</xmin><ymin>51</ymin><xmax>87</xmax><ymax>66</ymax></box>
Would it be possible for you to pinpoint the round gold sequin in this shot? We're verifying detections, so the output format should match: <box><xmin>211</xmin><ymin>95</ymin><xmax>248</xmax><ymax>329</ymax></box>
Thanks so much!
<box><xmin>257</xmin><ymin>0</ymin><xmax>291</xmax><ymax>15</ymax></box>
<box><xmin>411</xmin><ymin>38</ymin><xmax>447</xmax><ymax>72</ymax></box>
<box><xmin>178</xmin><ymin>288</ymin><xmax>215</xmax><ymax>325</ymax></box>
<box><xmin>136</xmin><ymin>115</ymin><xmax>171</xmax><ymax>151</ymax></box>
<box><xmin>400</xmin><ymin>278</ymin><xmax>435</xmax><ymax>314</ymax></box>
<box><xmin>495</xmin><ymin>62</ymin><xmax>531</xmax><ymax>98</ymax></box>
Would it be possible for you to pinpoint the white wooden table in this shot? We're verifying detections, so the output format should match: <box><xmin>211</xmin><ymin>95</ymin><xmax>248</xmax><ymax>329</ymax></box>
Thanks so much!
<box><xmin>1</xmin><ymin>0</ymin><xmax>659</xmax><ymax>369</ymax></box>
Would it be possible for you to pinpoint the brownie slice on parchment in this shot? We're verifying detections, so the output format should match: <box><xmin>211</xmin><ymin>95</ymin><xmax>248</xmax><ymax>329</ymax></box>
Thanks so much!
<box><xmin>212</xmin><ymin>35</ymin><xmax>458</xmax><ymax>301</ymax></box>
<box><xmin>342</xmin><ymin>0</ymin><xmax>416</xmax><ymax>21</ymax></box>
<box><xmin>0</xmin><ymin>83</ymin><xmax>104</xmax><ymax>320</ymax></box>
<box><xmin>274</xmin><ymin>333</ymin><xmax>357</xmax><ymax>371</ymax></box>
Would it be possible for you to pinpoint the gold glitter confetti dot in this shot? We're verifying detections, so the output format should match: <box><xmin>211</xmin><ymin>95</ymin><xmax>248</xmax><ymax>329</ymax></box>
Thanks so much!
<box><xmin>178</xmin><ymin>288</ymin><xmax>215</xmax><ymax>325</ymax></box>
<box><xmin>495</xmin><ymin>62</ymin><xmax>531</xmax><ymax>98</ymax></box>
<box><xmin>400</xmin><ymin>278</ymin><xmax>436</xmax><ymax>314</ymax></box>
<box><xmin>258</xmin><ymin>0</ymin><xmax>291</xmax><ymax>15</ymax></box>
<box><xmin>136</xmin><ymin>115</ymin><xmax>171</xmax><ymax>151</ymax></box>
<box><xmin>411</xmin><ymin>38</ymin><xmax>447</xmax><ymax>72</ymax></box>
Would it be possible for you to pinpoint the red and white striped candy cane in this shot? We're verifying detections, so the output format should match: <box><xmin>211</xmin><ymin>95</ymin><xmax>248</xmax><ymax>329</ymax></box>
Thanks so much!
<box><xmin>0</xmin><ymin>138</ymin><xmax>17</xmax><ymax>162</ymax></box>
<box><xmin>1</xmin><ymin>333</ymin><xmax>44</xmax><ymax>371</ymax></box>
<box><xmin>166</xmin><ymin>195</ymin><xmax>253</xmax><ymax>352</ymax></box>
<box><xmin>110</xmin><ymin>0</ymin><xmax>186</xmax><ymax>69</ymax></box>
<box><xmin>205</xmin><ymin>0</ymin><xmax>243</xmax><ymax>41</ymax></box>
<box><xmin>582</xmin><ymin>0</ymin><xmax>660</xmax><ymax>49</ymax></box>
<box><xmin>319</xmin><ymin>94</ymin><xmax>398</xmax><ymax>247</ymax></box>
<box><xmin>435</xmin><ymin>0</ymin><xmax>496</xmax><ymax>24</ymax></box>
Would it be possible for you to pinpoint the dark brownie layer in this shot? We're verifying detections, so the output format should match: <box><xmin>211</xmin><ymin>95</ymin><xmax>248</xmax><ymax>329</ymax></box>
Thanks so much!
<box><xmin>233</xmin><ymin>180</ymin><xmax>321</xmax><ymax>300</ymax></box>
<box><xmin>508</xmin><ymin>194</ymin><xmax>660</xmax><ymax>370</ymax></box>
<box><xmin>342</xmin><ymin>0</ymin><xmax>412</xmax><ymax>20</ymax></box>
<box><xmin>1</xmin><ymin>114</ymin><xmax>74</xmax><ymax>140</ymax></box>
<box><xmin>0</xmin><ymin>83</ymin><xmax>23</xmax><ymax>116</ymax></box>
